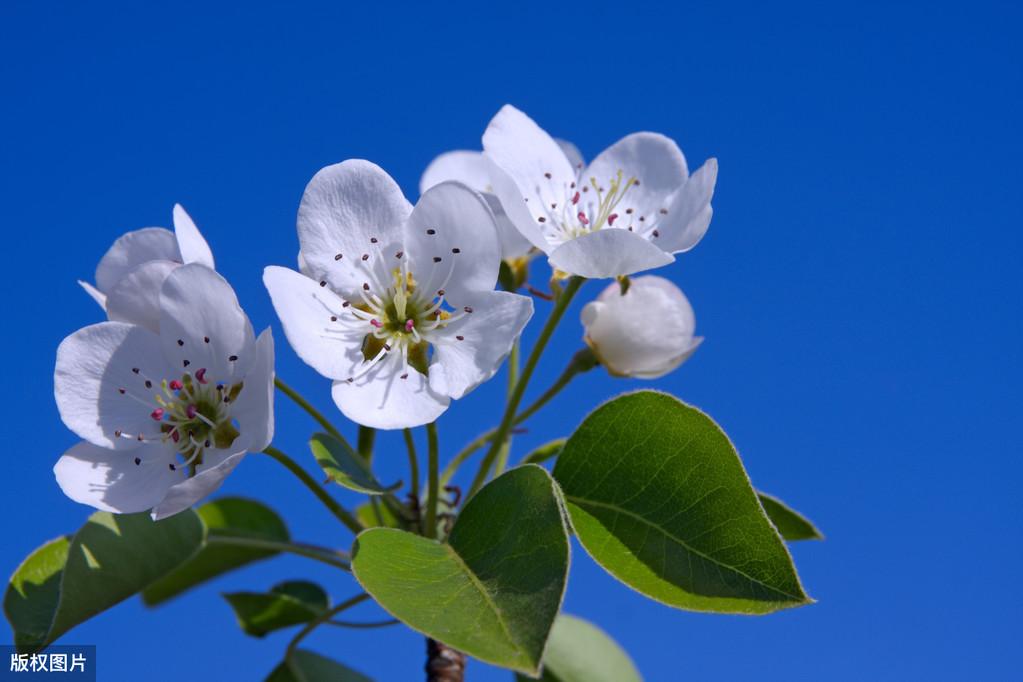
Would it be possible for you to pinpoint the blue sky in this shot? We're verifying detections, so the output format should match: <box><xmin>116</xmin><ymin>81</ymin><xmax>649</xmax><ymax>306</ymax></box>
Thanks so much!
<box><xmin>2</xmin><ymin>1</ymin><xmax>1020</xmax><ymax>680</ymax></box>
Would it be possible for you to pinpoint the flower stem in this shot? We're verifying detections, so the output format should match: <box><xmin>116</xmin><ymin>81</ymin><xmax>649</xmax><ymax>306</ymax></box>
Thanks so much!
<box><xmin>493</xmin><ymin>339</ymin><xmax>520</xmax><ymax>476</ymax></box>
<box><xmin>206</xmin><ymin>535</ymin><xmax>350</xmax><ymax>571</ymax></box>
<box><xmin>404</xmin><ymin>428</ymin><xmax>420</xmax><ymax>507</ymax></box>
<box><xmin>357</xmin><ymin>426</ymin><xmax>376</xmax><ymax>463</ymax></box>
<box><xmin>327</xmin><ymin>618</ymin><xmax>400</xmax><ymax>629</ymax></box>
<box><xmin>424</xmin><ymin>422</ymin><xmax>440</xmax><ymax>539</ymax></box>
<box><xmin>287</xmin><ymin>592</ymin><xmax>370</xmax><ymax>658</ymax></box>
<box><xmin>274</xmin><ymin>377</ymin><xmax>348</xmax><ymax>445</ymax></box>
<box><xmin>438</xmin><ymin>346</ymin><xmax>594</xmax><ymax>487</ymax></box>
<box><xmin>262</xmin><ymin>446</ymin><xmax>364</xmax><ymax>534</ymax></box>
<box><xmin>466</xmin><ymin>276</ymin><xmax>585</xmax><ymax>499</ymax></box>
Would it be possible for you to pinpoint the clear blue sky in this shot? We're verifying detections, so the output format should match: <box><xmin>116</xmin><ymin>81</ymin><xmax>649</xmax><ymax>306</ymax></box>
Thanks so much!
<box><xmin>2</xmin><ymin>2</ymin><xmax>1020</xmax><ymax>680</ymax></box>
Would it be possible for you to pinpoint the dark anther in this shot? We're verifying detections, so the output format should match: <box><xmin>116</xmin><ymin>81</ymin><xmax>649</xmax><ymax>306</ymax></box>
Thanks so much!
<box><xmin>400</xmin><ymin>373</ymin><xmax>409</xmax><ymax>380</ymax></box>
<box><xmin>145</xmin><ymin>380</ymin><xmax>153</xmax><ymax>388</ymax></box>
<box><xmin>319</xmin><ymin>280</ymin><xmax>327</xmax><ymax>287</ymax></box>
<box><xmin>639</xmin><ymin>216</ymin><xmax>645</xmax><ymax>222</ymax></box>
<box><xmin>204</xmin><ymin>336</ymin><xmax>210</xmax><ymax>343</ymax></box>
<box><xmin>396</xmin><ymin>251</ymin><xmax>404</xmax><ymax>258</ymax></box>
<box><xmin>342</xmin><ymin>301</ymin><xmax>351</xmax><ymax>307</ymax></box>
<box><xmin>118</xmin><ymin>388</ymin><xmax>126</xmax><ymax>394</ymax></box>
<box><xmin>456</xmin><ymin>335</ymin><xmax>464</xmax><ymax>341</ymax></box>
<box><xmin>384</xmin><ymin>344</ymin><xmax>391</xmax><ymax>351</ymax></box>
<box><xmin>660</xmin><ymin>208</ymin><xmax>668</xmax><ymax>214</ymax></box>
<box><xmin>361</xmin><ymin>254</ymin><xmax>369</xmax><ymax>261</ymax></box>
<box><xmin>464</xmin><ymin>306</ymin><xmax>473</xmax><ymax>313</ymax></box>
<box><xmin>363</xmin><ymin>283</ymin><xmax>370</xmax><ymax>291</ymax></box>
<box><xmin>183</xmin><ymin>360</ymin><xmax>191</xmax><ymax>367</ymax></box>
<box><xmin>331</xmin><ymin>315</ymin><xmax>338</xmax><ymax>322</ymax></box>
<box><xmin>626</xmin><ymin>208</ymin><xmax>634</xmax><ymax>214</ymax></box>
<box><xmin>228</xmin><ymin>355</ymin><xmax>238</xmax><ymax>361</ymax></box>
<box><xmin>370</xmin><ymin>237</ymin><xmax>378</xmax><ymax>243</ymax></box>
<box><xmin>169</xmin><ymin>463</ymin><xmax>176</xmax><ymax>471</ymax></box>
<box><xmin>551</xmin><ymin>203</ymin><xmax>557</xmax><ymax>209</ymax></box>
<box><xmin>652</xmin><ymin>229</ymin><xmax>660</xmax><ymax>238</ymax></box>
<box><xmin>544</xmin><ymin>172</ymin><xmax>552</xmax><ymax>179</ymax></box>
<box><xmin>437</xmin><ymin>289</ymin><xmax>445</xmax><ymax>296</ymax></box>
<box><xmin>426</xmin><ymin>228</ymin><xmax>436</xmax><ymax>235</ymax></box>
<box><xmin>335</xmin><ymin>253</ymin><xmax>343</xmax><ymax>260</ymax></box>
<box><xmin>176</xmin><ymin>339</ymin><xmax>184</xmax><ymax>346</ymax></box>
<box><xmin>538</xmin><ymin>216</ymin><xmax>546</xmax><ymax>222</ymax></box>
<box><xmin>433</xmin><ymin>256</ymin><xmax>442</xmax><ymax>263</ymax></box>
<box><xmin>452</xmin><ymin>247</ymin><xmax>460</xmax><ymax>254</ymax></box>
<box><xmin>134</xmin><ymin>457</ymin><xmax>141</xmax><ymax>465</ymax></box>
<box><xmin>115</xmin><ymin>430</ymin><xmax>122</xmax><ymax>437</ymax></box>
<box><xmin>132</xmin><ymin>368</ymin><xmax>140</xmax><ymax>374</ymax></box>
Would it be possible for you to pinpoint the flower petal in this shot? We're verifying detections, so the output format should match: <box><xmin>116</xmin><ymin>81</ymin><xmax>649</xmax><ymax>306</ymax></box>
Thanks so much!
<box><xmin>78</xmin><ymin>280</ymin><xmax>107</xmax><ymax>309</ymax></box>
<box><xmin>482</xmin><ymin>105</ymin><xmax>575</xmax><ymax>252</ymax></box>
<box><xmin>428</xmin><ymin>291</ymin><xmax>533</xmax><ymax>399</ymax></box>
<box><xmin>173</xmin><ymin>204</ymin><xmax>216</xmax><ymax>268</ymax></box>
<box><xmin>480</xmin><ymin>157</ymin><xmax>550</xmax><ymax>253</ymax></box>
<box><xmin>159</xmin><ymin>263</ymin><xmax>255</xmax><ymax>381</ymax></box>
<box><xmin>331</xmin><ymin>354</ymin><xmax>450</xmax><ymax>430</ymax></box>
<box><xmin>231</xmin><ymin>328</ymin><xmax>275</xmax><ymax>452</ymax></box>
<box><xmin>151</xmin><ymin>452</ymin><xmax>246</xmax><ymax>520</ymax></box>
<box><xmin>95</xmin><ymin>227</ymin><xmax>180</xmax><ymax>293</ymax></box>
<box><xmin>297</xmin><ymin>160</ymin><xmax>413</xmax><ymax>299</ymax></box>
<box><xmin>55</xmin><ymin>322</ymin><xmax>172</xmax><ymax>450</ymax></box>
<box><xmin>105</xmin><ymin>260</ymin><xmax>179</xmax><ymax>332</ymax></box>
<box><xmin>263</xmin><ymin>266</ymin><xmax>363</xmax><ymax>381</ymax></box>
<box><xmin>582</xmin><ymin>132</ymin><xmax>688</xmax><ymax>224</ymax></box>
<box><xmin>419</xmin><ymin>151</ymin><xmax>532</xmax><ymax>259</ymax></box>
<box><xmin>657</xmin><ymin>158</ymin><xmax>718</xmax><ymax>253</ymax></box>
<box><xmin>548</xmin><ymin>229</ymin><xmax>674</xmax><ymax>278</ymax></box>
<box><xmin>405</xmin><ymin>181</ymin><xmax>501</xmax><ymax>307</ymax></box>
<box><xmin>582</xmin><ymin>276</ymin><xmax>701</xmax><ymax>378</ymax></box>
<box><xmin>555</xmin><ymin>138</ymin><xmax>585</xmax><ymax>171</ymax></box>
<box><xmin>54</xmin><ymin>441</ymin><xmax>179</xmax><ymax>514</ymax></box>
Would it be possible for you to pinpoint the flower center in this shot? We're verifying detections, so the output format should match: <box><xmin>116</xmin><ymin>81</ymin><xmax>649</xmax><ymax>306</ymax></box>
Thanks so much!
<box><xmin>117</xmin><ymin>365</ymin><xmax>242</xmax><ymax>475</ymax></box>
<box><xmin>530</xmin><ymin>169</ymin><xmax>669</xmax><ymax>245</ymax></box>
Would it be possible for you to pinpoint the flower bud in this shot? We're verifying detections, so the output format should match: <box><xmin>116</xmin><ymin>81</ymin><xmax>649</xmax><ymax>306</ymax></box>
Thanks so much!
<box><xmin>581</xmin><ymin>276</ymin><xmax>702</xmax><ymax>379</ymax></box>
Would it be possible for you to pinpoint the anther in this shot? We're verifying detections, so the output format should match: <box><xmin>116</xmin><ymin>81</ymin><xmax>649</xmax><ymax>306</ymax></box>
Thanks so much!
<box><xmin>186</xmin><ymin>405</ymin><xmax>197</xmax><ymax>419</ymax></box>
<box><xmin>405</xmin><ymin>319</ymin><xmax>415</xmax><ymax>332</ymax></box>
<box><xmin>456</xmin><ymin>335</ymin><xmax>464</xmax><ymax>341</ymax></box>
<box><xmin>342</xmin><ymin>301</ymin><xmax>351</xmax><ymax>307</ymax></box>
<box><xmin>639</xmin><ymin>216</ymin><xmax>645</xmax><ymax>222</ymax></box>
<box><xmin>335</xmin><ymin>253</ymin><xmax>343</xmax><ymax>260</ymax></box>
<box><xmin>363</xmin><ymin>283</ymin><xmax>370</xmax><ymax>291</ymax></box>
<box><xmin>400</xmin><ymin>373</ymin><xmax>409</xmax><ymax>380</ymax></box>
<box><xmin>183</xmin><ymin>360</ymin><xmax>191</xmax><ymax>368</ymax></box>
<box><xmin>346</xmin><ymin>377</ymin><xmax>354</xmax><ymax>383</ymax></box>
<box><xmin>370</xmin><ymin>237</ymin><xmax>378</xmax><ymax>243</ymax></box>
<box><xmin>433</xmin><ymin>256</ymin><xmax>442</xmax><ymax>263</ymax></box>
<box><xmin>578</xmin><ymin>212</ymin><xmax>590</xmax><ymax>225</ymax></box>
<box><xmin>204</xmin><ymin>336</ymin><xmax>210</xmax><ymax>343</ymax></box>
<box><xmin>370</xmin><ymin>319</ymin><xmax>383</xmax><ymax>328</ymax></box>
<box><xmin>659</xmin><ymin>208</ymin><xmax>668</xmax><ymax>214</ymax></box>
<box><xmin>652</xmin><ymin>229</ymin><xmax>660</xmax><ymax>238</ymax></box>
<box><xmin>427</xmin><ymin>228</ymin><xmax>436</xmax><ymax>235</ymax></box>
<box><xmin>319</xmin><ymin>281</ymin><xmax>327</xmax><ymax>287</ymax></box>
<box><xmin>118</xmin><ymin>388</ymin><xmax>126</xmax><ymax>394</ymax></box>
<box><xmin>114</xmin><ymin>430</ymin><xmax>122</xmax><ymax>437</ymax></box>
<box><xmin>195</xmin><ymin>368</ymin><xmax>208</xmax><ymax>384</ymax></box>
<box><xmin>544</xmin><ymin>172</ymin><xmax>551</xmax><ymax>179</ymax></box>
<box><xmin>608</xmin><ymin>213</ymin><xmax>619</xmax><ymax>225</ymax></box>
<box><xmin>384</xmin><ymin>344</ymin><xmax>391</xmax><ymax>351</ymax></box>
<box><xmin>132</xmin><ymin>368</ymin><xmax>140</xmax><ymax>374</ymax></box>
<box><xmin>551</xmin><ymin>203</ymin><xmax>557</xmax><ymax>209</ymax></box>
<box><xmin>330</xmin><ymin>315</ymin><xmax>338</xmax><ymax>322</ymax></box>
<box><xmin>464</xmin><ymin>306</ymin><xmax>473</xmax><ymax>313</ymax></box>
<box><xmin>452</xmin><ymin>247</ymin><xmax>460</xmax><ymax>254</ymax></box>
<box><xmin>229</xmin><ymin>355</ymin><xmax>238</xmax><ymax>362</ymax></box>
<box><xmin>361</xmin><ymin>254</ymin><xmax>369</xmax><ymax>261</ymax></box>
<box><xmin>169</xmin><ymin>463</ymin><xmax>176</xmax><ymax>471</ymax></box>
<box><xmin>145</xmin><ymin>380</ymin><xmax>153</xmax><ymax>389</ymax></box>
<box><xmin>626</xmin><ymin>208</ymin><xmax>634</xmax><ymax>214</ymax></box>
<box><xmin>177</xmin><ymin>339</ymin><xmax>184</xmax><ymax>346</ymax></box>
<box><xmin>170</xmin><ymin>379</ymin><xmax>183</xmax><ymax>390</ymax></box>
<box><xmin>134</xmin><ymin>457</ymin><xmax>141</xmax><ymax>465</ymax></box>
<box><xmin>572</xmin><ymin>191</ymin><xmax>580</xmax><ymax>204</ymax></box>
<box><xmin>437</xmin><ymin>289</ymin><xmax>445</xmax><ymax>296</ymax></box>
<box><xmin>151</xmin><ymin>408</ymin><xmax>164</xmax><ymax>420</ymax></box>
<box><xmin>538</xmin><ymin>217</ymin><xmax>546</xmax><ymax>223</ymax></box>
<box><xmin>395</xmin><ymin>251</ymin><xmax>404</xmax><ymax>259</ymax></box>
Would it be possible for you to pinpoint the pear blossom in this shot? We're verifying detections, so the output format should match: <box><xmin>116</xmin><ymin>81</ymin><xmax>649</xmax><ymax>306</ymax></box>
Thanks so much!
<box><xmin>264</xmin><ymin>159</ymin><xmax>533</xmax><ymax>430</ymax></box>
<box><xmin>78</xmin><ymin>204</ymin><xmax>215</xmax><ymax>331</ymax></box>
<box><xmin>581</xmin><ymin>276</ymin><xmax>702</xmax><ymax>379</ymax></box>
<box><xmin>54</xmin><ymin>264</ymin><xmax>274</xmax><ymax>519</ymax></box>
<box><xmin>482</xmin><ymin>104</ymin><xmax>718</xmax><ymax>279</ymax></box>
<box><xmin>418</xmin><ymin>136</ymin><xmax>584</xmax><ymax>261</ymax></box>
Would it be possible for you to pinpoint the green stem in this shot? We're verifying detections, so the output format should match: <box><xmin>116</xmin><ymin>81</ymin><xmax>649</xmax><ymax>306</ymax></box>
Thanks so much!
<box><xmin>438</xmin><ymin>347</ymin><xmax>594</xmax><ymax>487</ymax></box>
<box><xmin>274</xmin><ymin>377</ymin><xmax>348</xmax><ymax>445</ymax></box>
<box><xmin>403</xmin><ymin>428</ymin><xmax>420</xmax><ymax>506</ymax></box>
<box><xmin>206</xmin><ymin>536</ymin><xmax>350</xmax><ymax>571</ymax></box>
<box><xmin>424</xmin><ymin>422</ymin><xmax>440</xmax><ymax>540</ymax></box>
<box><xmin>494</xmin><ymin>339</ymin><xmax>520</xmax><ymax>476</ymax></box>
<box><xmin>466</xmin><ymin>276</ymin><xmax>585</xmax><ymax>498</ymax></box>
<box><xmin>287</xmin><ymin>593</ymin><xmax>370</xmax><ymax>658</ymax></box>
<box><xmin>357</xmin><ymin>426</ymin><xmax>376</xmax><ymax>463</ymax></box>
<box><xmin>262</xmin><ymin>446</ymin><xmax>363</xmax><ymax>534</ymax></box>
<box><xmin>326</xmin><ymin>618</ymin><xmax>400</xmax><ymax>629</ymax></box>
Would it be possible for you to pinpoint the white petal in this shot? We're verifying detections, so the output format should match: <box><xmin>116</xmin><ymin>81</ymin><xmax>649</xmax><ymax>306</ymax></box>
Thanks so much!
<box><xmin>159</xmin><ymin>264</ymin><xmax>255</xmax><ymax>382</ymax></box>
<box><xmin>582</xmin><ymin>132</ymin><xmax>688</xmax><ymax>224</ymax></box>
<box><xmin>555</xmin><ymin>138</ymin><xmax>585</xmax><ymax>170</ymax></box>
<box><xmin>657</xmin><ymin>159</ymin><xmax>718</xmax><ymax>253</ymax></box>
<box><xmin>263</xmin><ymin>266</ymin><xmax>363</xmax><ymax>381</ymax></box>
<box><xmin>331</xmin><ymin>354</ymin><xmax>450</xmax><ymax>430</ymax></box>
<box><xmin>548</xmin><ymin>229</ymin><xmax>674</xmax><ymax>278</ymax></box>
<box><xmin>419</xmin><ymin>152</ymin><xmax>532</xmax><ymax>259</ymax></box>
<box><xmin>297</xmin><ymin>251</ymin><xmax>314</xmax><ymax>277</ymax></box>
<box><xmin>480</xmin><ymin>157</ymin><xmax>550</xmax><ymax>254</ymax></box>
<box><xmin>428</xmin><ymin>291</ymin><xmax>533</xmax><ymax>399</ymax></box>
<box><xmin>173</xmin><ymin>204</ymin><xmax>216</xmax><ymax>268</ymax></box>
<box><xmin>151</xmin><ymin>452</ymin><xmax>246</xmax><ymax>520</ymax></box>
<box><xmin>55</xmin><ymin>322</ymin><xmax>172</xmax><ymax>449</ymax></box>
<box><xmin>582</xmin><ymin>276</ymin><xmax>700</xmax><ymax>378</ymax></box>
<box><xmin>405</xmin><ymin>182</ymin><xmax>501</xmax><ymax>306</ymax></box>
<box><xmin>95</xmin><ymin>227</ymin><xmax>180</xmax><ymax>293</ymax></box>
<box><xmin>78</xmin><ymin>280</ymin><xmax>107</xmax><ymax>309</ymax></box>
<box><xmin>482</xmin><ymin>105</ymin><xmax>575</xmax><ymax>251</ymax></box>
<box><xmin>231</xmin><ymin>328</ymin><xmax>275</xmax><ymax>452</ymax></box>
<box><xmin>105</xmin><ymin>260</ymin><xmax>179</xmax><ymax>332</ymax></box>
<box><xmin>54</xmin><ymin>441</ymin><xmax>179</xmax><ymax>514</ymax></box>
<box><xmin>297</xmin><ymin>160</ymin><xmax>413</xmax><ymax>300</ymax></box>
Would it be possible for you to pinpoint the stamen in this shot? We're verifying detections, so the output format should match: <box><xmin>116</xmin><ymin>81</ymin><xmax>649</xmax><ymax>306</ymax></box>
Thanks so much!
<box><xmin>195</xmin><ymin>368</ymin><xmax>208</xmax><ymax>384</ymax></box>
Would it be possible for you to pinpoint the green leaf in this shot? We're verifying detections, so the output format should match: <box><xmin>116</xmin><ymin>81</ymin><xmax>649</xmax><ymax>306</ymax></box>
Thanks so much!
<box><xmin>522</xmin><ymin>438</ymin><xmax>567</xmax><ymax>465</ymax></box>
<box><xmin>6</xmin><ymin>511</ymin><xmax>204</xmax><ymax>653</ymax></box>
<box><xmin>4</xmin><ymin>536</ymin><xmax>70</xmax><ymax>651</ymax></box>
<box><xmin>225</xmin><ymin>580</ymin><xmax>328</xmax><ymax>637</ymax></box>
<box><xmin>143</xmin><ymin>497</ymin><xmax>290</xmax><ymax>606</ymax></box>
<box><xmin>552</xmin><ymin>391</ymin><xmax>811</xmax><ymax>615</ymax></box>
<box><xmin>266</xmin><ymin>649</ymin><xmax>374</xmax><ymax>682</ymax></box>
<box><xmin>758</xmin><ymin>492</ymin><xmax>824</xmax><ymax>541</ymax></box>
<box><xmin>310</xmin><ymin>432</ymin><xmax>398</xmax><ymax>495</ymax></box>
<box><xmin>515</xmin><ymin>614</ymin><xmax>642</xmax><ymax>682</ymax></box>
<box><xmin>354</xmin><ymin>500</ymin><xmax>402</xmax><ymax>529</ymax></box>
<box><xmin>352</xmin><ymin>465</ymin><xmax>569</xmax><ymax>676</ymax></box>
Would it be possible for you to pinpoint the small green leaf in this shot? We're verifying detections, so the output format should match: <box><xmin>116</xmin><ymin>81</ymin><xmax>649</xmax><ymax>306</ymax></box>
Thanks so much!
<box><xmin>266</xmin><ymin>649</ymin><xmax>374</xmax><ymax>682</ymax></box>
<box><xmin>515</xmin><ymin>614</ymin><xmax>642</xmax><ymax>682</ymax></box>
<box><xmin>143</xmin><ymin>497</ymin><xmax>290</xmax><ymax>606</ymax></box>
<box><xmin>310</xmin><ymin>432</ymin><xmax>398</xmax><ymax>495</ymax></box>
<box><xmin>553</xmin><ymin>391</ymin><xmax>811</xmax><ymax>615</ymax></box>
<box><xmin>352</xmin><ymin>465</ymin><xmax>569</xmax><ymax>676</ymax></box>
<box><xmin>225</xmin><ymin>580</ymin><xmax>328</xmax><ymax>637</ymax></box>
<box><xmin>354</xmin><ymin>500</ymin><xmax>402</xmax><ymax>529</ymax></box>
<box><xmin>522</xmin><ymin>438</ymin><xmax>567</xmax><ymax>465</ymax></box>
<box><xmin>758</xmin><ymin>492</ymin><xmax>824</xmax><ymax>541</ymax></box>
<box><xmin>5</xmin><ymin>511</ymin><xmax>204</xmax><ymax>653</ymax></box>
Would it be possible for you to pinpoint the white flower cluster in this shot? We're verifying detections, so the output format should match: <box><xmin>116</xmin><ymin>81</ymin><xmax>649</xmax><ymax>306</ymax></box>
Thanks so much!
<box><xmin>54</xmin><ymin>105</ymin><xmax>715</xmax><ymax>516</ymax></box>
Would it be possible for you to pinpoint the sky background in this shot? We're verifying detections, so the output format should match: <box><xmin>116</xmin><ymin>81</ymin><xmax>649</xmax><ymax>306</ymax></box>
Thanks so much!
<box><xmin>2</xmin><ymin>2</ymin><xmax>1020</xmax><ymax>680</ymax></box>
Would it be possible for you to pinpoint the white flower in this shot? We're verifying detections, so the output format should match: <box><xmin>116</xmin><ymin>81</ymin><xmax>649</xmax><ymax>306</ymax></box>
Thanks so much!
<box><xmin>54</xmin><ymin>264</ymin><xmax>274</xmax><ymax>519</ymax></box>
<box><xmin>78</xmin><ymin>204</ymin><xmax>215</xmax><ymax>331</ymax></box>
<box><xmin>419</xmin><ymin>136</ymin><xmax>585</xmax><ymax>262</ymax></box>
<box><xmin>264</xmin><ymin>159</ymin><xmax>533</xmax><ymax>430</ymax></box>
<box><xmin>482</xmin><ymin>104</ymin><xmax>717</xmax><ymax>279</ymax></box>
<box><xmin>581</xmin><ymin>276</ymin><xmax>702</xmax><ymax>379</ymax></box>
